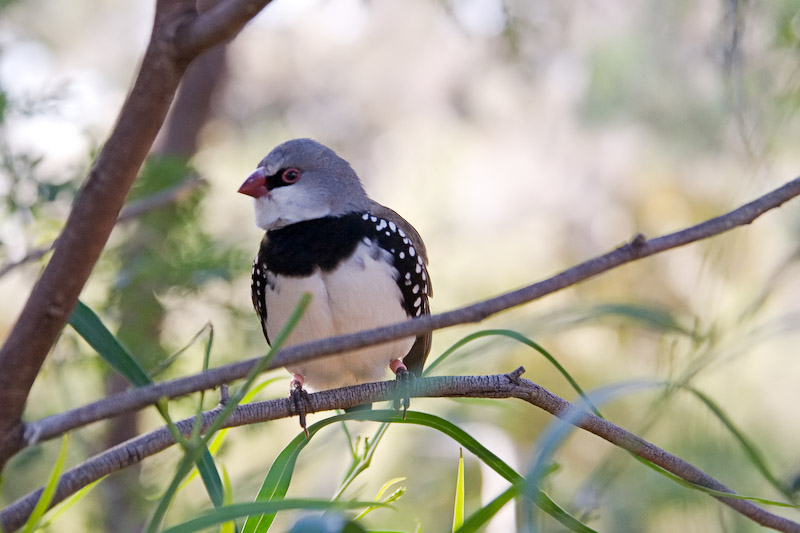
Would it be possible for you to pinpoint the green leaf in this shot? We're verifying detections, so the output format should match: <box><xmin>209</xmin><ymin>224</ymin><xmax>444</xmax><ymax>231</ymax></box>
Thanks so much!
<box><xmin>425</xmin><ymin>329</ymin><xmax>601</xmax><ymax>416</ymax></box>
<box><xmin>148</xmin><ymin>293</ymin><xmax>311</xmax><ymax>533</ymax></box>
<box><xmin>245</xmin><ymin>411</ymin><xmax>592</xmax><ymax>533</ymax></box>
<box><xmin>69</xmin><ymin>301</ymin><xmax>228</xmax><ymax>523</ymax></box>
<box><xmin>220</xmin><ymin>464</ymin><xmax>235</xmax><ymax>533</ymax></box>
<box><xmin>163</xmin><ymin>500</ymin><xmax>388</xmax><ymax>533</ymax></box>
<box><xmin>68</xmin><ymin>300</ymin><xmax>151</xmax><ymax>387</ymax></box>
<box><xmin>685</xmin><ymin>386</ymin><xmax>794</xmax><ymax>500</ymax></box>
<box><xmin>353</xmin><ymin>478</ymin><xmax>406</xmax><ymax>521</ymax></box>
<box><xmin>452</xmin><ymin>449</ymin><xmax>465</xmax><ymax>531</ymax></box>
<box><xmin>334</xmin><ymin>422</ymin><xmax>391</xmax><ymax>500</ymax></box>
<box><xmin>40</xmin><ymin>478</ymin><xmax>103</xmax><ymax>529</ymax></box>
<box><xmin>21</xmin><ymin>434</ymin><xmax>70</xmax><ymax>533</ymax></box>
<box><xmin>456</xmin><ymin>486</ymin><xmax>517</xmax><ymax>533</ymax></box>
<box><xmin>522</xmin><ymin>381</ymin><xmax>658</xmax><ymax>531</ymax></box>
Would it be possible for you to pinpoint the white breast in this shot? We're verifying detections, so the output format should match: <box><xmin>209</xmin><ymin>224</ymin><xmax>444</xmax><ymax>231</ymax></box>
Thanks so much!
<box><xmin>265</xmin><ymin>241</ymin><xmax>414</xmax><ymax>390</ymax></box>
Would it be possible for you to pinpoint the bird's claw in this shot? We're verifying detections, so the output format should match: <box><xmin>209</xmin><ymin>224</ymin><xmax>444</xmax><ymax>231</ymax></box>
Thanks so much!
<box><xmin>390</xmin><ymin>360</ymin><xmax>413</xmax><ymax>418</ymax></box>
<box><xmin>290</xmin><ymin>375</ymin><xmax>310</xmax><ymax>437</ymax></box>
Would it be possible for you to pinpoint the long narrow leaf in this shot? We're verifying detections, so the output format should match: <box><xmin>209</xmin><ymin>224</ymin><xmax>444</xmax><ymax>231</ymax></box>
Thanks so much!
<box><xmin>425</xmin><ymin>329</ymin><xmax>601</xmax><ymax>416</ymax></box>
<box><xmin>220</xmin><ymin>464</ymin><xmax>235</xmax><ymax>533</ymax></box>
<box><xmin>245</xmin><ymin>411</ymin><xmax>592</xmax><ymax>533</ymax></box>
<box><xmin>456</xmin><ymin>486</ymin><xmax>517</xmax><ymax>533</ymax></box>
<box><xmin>21</xmin><ymin>434</ymin><xmax>70</xmax><ymax>533</ymax></box>
<box><xmin>68</xmin><ymin>300</ymin><xmax>150</xmax><ymax>387</ymax></box>
<box><xmin>686</xmin><ymin>386</ymin><xmax>793</xmax><ymax>500</ymax></box>
<box><xmin>163</xmin><ymin>500</ymin><xmax>388</xmax><ymax>533</ymax></box>
<box><xmin>149</xmin><ymin>293</ymin><xmax>310</xmax><ymax>533</ymax></box>
<box><xmin>452</xmin><ymin>449</ymin><xmax>465</xmax><ymax>531</ymax></box>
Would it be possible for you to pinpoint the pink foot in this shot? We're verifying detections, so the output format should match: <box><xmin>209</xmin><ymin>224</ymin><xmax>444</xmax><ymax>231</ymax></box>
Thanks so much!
<box><xmin>290</xmin><ymin>373</ymin><xmax>305</xmax><ymax>390</ymax></box>
<box><xmin>389</xmin><ymin>359</ymin><xmax>407</xmax><ymax>375</ymax></box>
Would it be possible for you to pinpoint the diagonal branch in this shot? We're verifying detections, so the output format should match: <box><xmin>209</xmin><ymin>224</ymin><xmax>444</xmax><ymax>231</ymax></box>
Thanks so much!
<box><xmin>2</xmin><ymin>373</ymin><xmax>798</xmax><ymax>533</ymax></box>
<box><xmin>20</xmin><ymin>175</ymin><xmax>800</xmax><ymax>449</ymax></box>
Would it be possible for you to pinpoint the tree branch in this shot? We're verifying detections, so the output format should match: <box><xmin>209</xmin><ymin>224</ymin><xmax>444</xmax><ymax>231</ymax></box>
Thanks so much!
<box><xmin>179</xmin><ymin>0</ymin><xmax>274</xmax><ymax>57</ymax></box>
<box><xmin>2</xmin><ymin>373</ymin><xmax>798</xmax><ymax>533</ymax></box>
<box><xmin>20</xmin><ymin>175</ymin><xmax>800</xmax><ymax>449</ymax></box>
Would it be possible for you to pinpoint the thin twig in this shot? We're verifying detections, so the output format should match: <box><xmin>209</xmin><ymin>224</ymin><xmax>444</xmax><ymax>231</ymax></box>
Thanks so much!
<box><xmin>2</xmin><ymin>374</ymin><xmax>798</xmax><ymax>533</ymax></box>
<box><xmin>21</xmin><ymin>175</ymin><xmax>800</xmax><ymax>447</ymax></box>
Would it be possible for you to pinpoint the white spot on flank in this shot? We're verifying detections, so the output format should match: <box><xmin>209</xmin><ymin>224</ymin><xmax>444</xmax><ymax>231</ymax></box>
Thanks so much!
<box><xmin>362</xmin><ymin>237</ymin><xmax>371</xmax><ymax>246</ymax></box>
<box><xmin>417</xmin><ymin>255</ymin><xmax>424</xmax><ymax>264</ymax></box>
<box><xmin>399</xmin><ymin>252</ymin><xmax>405</xmax><ymax>259</ymax></box>
<box><xmin>362</xmin><ymin>213</ymin><xmax>369</xmax><ymax>220</ymax></box>
<box><xmin>398</xmin><ymin>229</ymin><xmax>406</xmax><ymax>237</ymax></box>
<box><xmin>256</xmin><ymin>280</ymin><xmax>261</xmax><ymax>287</ymax></box>
<box><xmin>415</xmin><ymin>307</ymin><xmax>422</xmax><ymax>316</ymax></box>
<box><xmin>421</xmin><ymin>272</ymin><xmax>427</xmax><ymax>280</ymax></box>
<box><xmin>415</xmin><ymin>264</ymin><xmax>421</xmax><ymax>273</ymax></box>
<box><xmin>414</xmin><ymin>297</ymin><xmax>421</xmax><ymax>307</ymax></box>
<box><xmin>389</xmin><ymin>221</ymin><xmax>397</xmax><ymax>232</ymax></box>
<box><xmin>412</xmin><ymin>284</ymin><xmax>419</xmax><ymax>294</ymax></box>
<box><xmin>402</xmin><ymin>238</ymin><xmax>409</xmax><ymax>245</ymax></box>
<box><xmin>405</xmin><ymin>272</ymin><xmax>411</xmax><ymax>280</ymax></box>
<box><xmin>370</xmin><ymin>216</ymin><xmax>377</xmax><ymax>222</ymax></box>
<box><xmin>376</xmin><ymin>219</ymin><xmax>387</xmax><ymax>231</ymax></box>
<box><xmin>424</xmin><ymin>284</ymin><xmax>429</xmax><ymax>293</ymax></box>
<box><xmin>405</xmin><ymin>280</ymin><xmax>412</xmax><ymax>286</ymax></box>
<box><xmin>409</xmin><ymin>246</ymin><xmax>416</xmax><ymax>257</ymax></box>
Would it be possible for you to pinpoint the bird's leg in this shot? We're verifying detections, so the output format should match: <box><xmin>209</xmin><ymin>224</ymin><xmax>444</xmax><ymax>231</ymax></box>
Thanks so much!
<box><xmin>390</xmin><ymin>359</ymin><xmax>413</xmax><ymax>418</ymax></box>
<box><xmin>290</xmin><ymin>373</ymin><xmax>310</xmax><ymax>437</ymax></box>
<box><xmin>218</xmin><ymin>383</ymin><xmax>229</xmax><ymax>406</ymax></box>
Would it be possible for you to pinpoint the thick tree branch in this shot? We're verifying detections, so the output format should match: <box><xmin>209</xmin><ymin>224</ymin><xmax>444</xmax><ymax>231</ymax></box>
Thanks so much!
<box><xmin>2</xmin><ymin>374</ymin><xmax>798</xmax><ymax>533</ymax></box>
<box><xmin>19</xmin><ymin>175</ymin><xmax>800</xmax><ymax>449</ymax></box>
<box><xmin>0</xmin><ymin>0</ymin><xmax>274</xmax><ymax>471</ymax></box>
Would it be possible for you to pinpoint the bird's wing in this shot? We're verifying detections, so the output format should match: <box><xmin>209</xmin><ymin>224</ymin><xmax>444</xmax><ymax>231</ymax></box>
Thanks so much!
<box><xmin>252</xmin><ymin>233</ymin><xmax>271</xmax><ymax>345</ymax></box>
<box><xmin>368</xmin><ymin>201</ymin><xmax>433</xmax><ymax>376</ymax></box>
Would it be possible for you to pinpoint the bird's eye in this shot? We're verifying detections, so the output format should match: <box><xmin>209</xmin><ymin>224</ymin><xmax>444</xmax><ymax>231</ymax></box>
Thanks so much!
<box><xmin>281</xmin><ymin>168</ymin><xmax>301</xmax><ymax>184</ymax></box>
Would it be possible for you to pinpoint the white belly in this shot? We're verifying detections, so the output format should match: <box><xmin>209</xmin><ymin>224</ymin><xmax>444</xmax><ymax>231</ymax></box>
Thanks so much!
<box><xmin>265</xmin><ymin>241</ymin><xmax>413</xmax><ymax>390</ymax></box>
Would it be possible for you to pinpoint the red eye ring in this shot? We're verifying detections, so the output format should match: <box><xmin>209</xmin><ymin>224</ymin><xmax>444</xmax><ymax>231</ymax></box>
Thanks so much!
<box><xmin>281</xmin><ymin>168</ymin><xmax>301</xmax><ymax>184</ymax></box>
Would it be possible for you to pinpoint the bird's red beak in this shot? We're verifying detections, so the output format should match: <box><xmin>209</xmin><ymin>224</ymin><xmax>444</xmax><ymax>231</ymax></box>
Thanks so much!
<box><xmin>238</xmin><ymin>168</ymin><xmax>269</xmax><ymax>198</ymax></box>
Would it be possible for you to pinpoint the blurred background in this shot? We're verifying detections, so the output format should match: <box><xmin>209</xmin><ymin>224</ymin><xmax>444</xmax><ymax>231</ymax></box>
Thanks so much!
<box><xmin>2</xmin><ymin>0</ymin><xmax>800</xmax><ymax>531</ymax></box>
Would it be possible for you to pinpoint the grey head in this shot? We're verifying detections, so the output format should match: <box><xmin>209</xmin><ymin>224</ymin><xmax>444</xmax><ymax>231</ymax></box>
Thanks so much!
<box><xmin>238</xmin><ymin>138</ymin><xmax>370</xmax><ymax>230</ymax></box>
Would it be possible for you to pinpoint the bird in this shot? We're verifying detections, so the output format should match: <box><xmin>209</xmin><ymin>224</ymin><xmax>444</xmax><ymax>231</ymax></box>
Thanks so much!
<box><xmin>238</xmin><ymin>138</ymin><xmax>432</xmax><ymax>431</ymax></box>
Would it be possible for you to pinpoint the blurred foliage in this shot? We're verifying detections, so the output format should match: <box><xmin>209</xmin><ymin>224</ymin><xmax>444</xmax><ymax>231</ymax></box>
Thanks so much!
<box><xmin>108</xmin><ymin>155</ymin><xmax>246</xmax><ymax>369</ymax></box>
